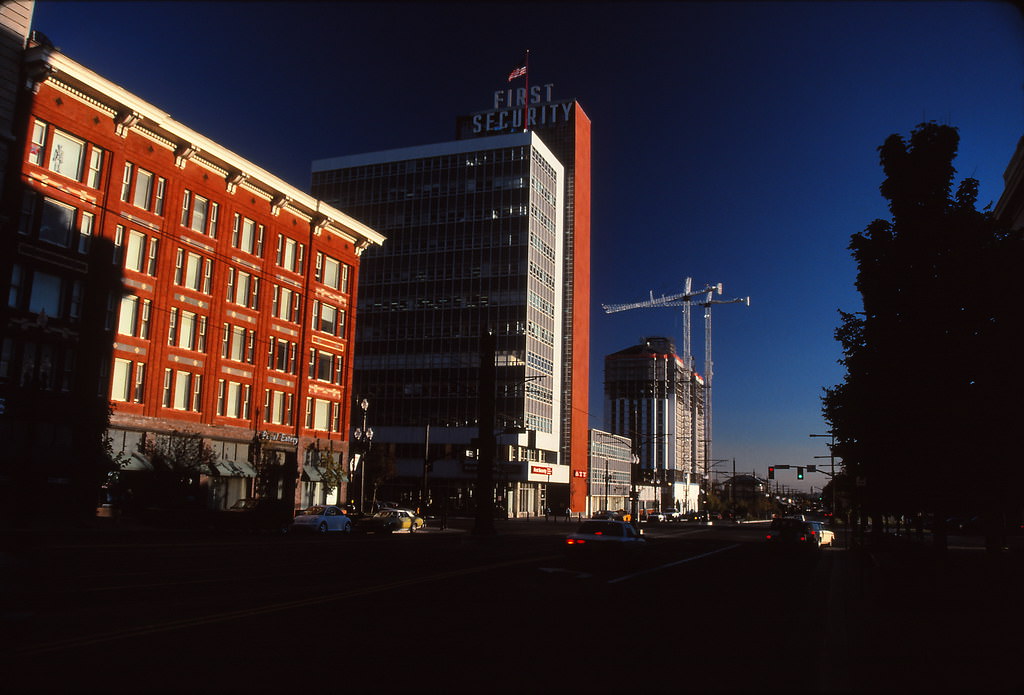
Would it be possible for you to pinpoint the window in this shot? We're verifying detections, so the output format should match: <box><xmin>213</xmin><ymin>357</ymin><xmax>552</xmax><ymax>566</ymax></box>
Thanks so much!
<box><xmin>218</xmin><ymin>380</ymin><xmax>250</xmax><ymax>418</ymax></box>
<box><xmin>310</xmin><ymin>398</ymin><xmax>331</xmax><ymax>431</ymax></box>
<box><xmin>113</xmin><ymin>225</ymin><xmax>125</xmax><ymax>266</ymax></box>
<box><xmin>272</xmin><ymin>285</ymin><xmax>300</xmax><ymax>322</ymax></box>
<box><xmin>268</xmin><ymin>337</ymin><xmax>297</xmax><ymax>374</ymax></box>
<box><xmin>171</xmin><ymin>310</ymin><xmax>205</xmax><ymax>351</ymax></box>
<box><xmin>29</xmin><ymin>121</ymin><xmax>47</xmax><ymax>166</ymax></box>
<box><xmin>88</xmin><ymin>149</ymin><xmax>104</xmax><ymax>189</ymax></box>
<box><xmin>173</xmin><ymin>371</ymin><xmax>189</xmax><ymax>408</ymax></box>
<box><xmin>133</xmin><ymin>363</ymin><xmax>146</xmax><ymax>403</ymax></box>
<box><xmin>232</xmin><ymin>214</ymin><xmax>263</xmax><ymax>256</ymax></box>
<box><xmin>139</xmin><ymin>299</ymin><xmax>152</xmax><ymax>339</ymax></box>
<box><xmin>8</xmin><ymin>264</ymin><xmax>24</xmax><ymax>309</ymax></box>
<box><xmin>264</xmin><ymin>390</ymin><xmax>292</xmax><ymax>425</ymax></box>
<box><xmin>276</xmin><ymin>236</ymin><xmax>304</xmax><ymax>272</ymax></box>
<box><xmin>147</xmin><ymin>238</ymin><xmax>159</xmax><ymax>276</ymax></box>
<box><xmin>175</xmin><ymin>250</ymin><xmax>212</xmax><ymax>292</ymax></box>
<box><xmin>118</xmin><ymin>295</ymin><xmax>139</xmax><ymax>336</ymax></box>
<box><xmin>227</xmin><ymin>268</ymin><xmax>259</xmax><ymax>309</ymax></box>
<box><xmin>191</xmin><ymin>195</ymin><xmax>208</xmax><ymax>233</ymax></box>
<box><xmin>167</xmin><ymin>370</ymin><xmax>202</xmax><ymax>412</ymax></box>
<box><xmin>126</xmin><ymin>231</ymin><xmax>147</xmax><ymax>273</ymax></box>
<box><xmin>162</xmin><ymin>369</ymin><xmax>173</xmax><ymax>407</ymax></box>
<box><xmin>309</xmin><ymin>349</ymin><xmax>343</xmax><ymax>384</ymax></box>
<box><xmin>29</xmin><ymin>120</ymin><xmax>104</xmax><ymax>188</ymax></box>
<box><xmin>132</xmin><ymin>168</ymin><xmax>153</xmax><ymax>209</ymax></box>
<box><xmin>311</xmin><ymin>301</ymin><xmax>345</xmax><ymax>337</ymax></box>
<box><xmin>49</xmin><ymin>129</ymin><xmax>85</xmax><ymax>180</ymax></box>
<box><xmin>111</xmin><ymin>358</ymin><xmax>132</xmax><ymax>402</ymax></box>
<box><xmin>314</xmin><ymin>253</ymin><xmax>350</xmax><ymax>292</ymax></box>
<box><xmin>11</xmin><ymin>266</ymin><xmax>82</xmax><ymax>323</ymax></box>
<box><xmin>229</xmin><ymin>326</ymin><xmax>245</xmax><ymax>361</ymax></box>
<box><xmin>39</xmin><ymin>198</ymin><xmax>75</xmax><ymax>247</ymax></box>
<box><xmin>78</xmin><ymin>212</ymin><xmax>94</xmax><ymax>254</ymax></box>
<box><xmin>28</xmin><ymin>271</ymin><xmax>61</xmax><ymax>316</ymax></box>
<box><xmin>15</xmin><ymin>341</ymin><xmax>70</xmax><ymax>392</ymax></box>
<box><xmin>121</xmin><ymin>162</ymin><xmax>165</xmax><ymax>213</ymax></box>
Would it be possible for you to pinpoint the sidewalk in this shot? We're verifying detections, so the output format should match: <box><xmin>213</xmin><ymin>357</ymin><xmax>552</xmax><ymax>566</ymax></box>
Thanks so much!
<box><xmin>833</xmin><ymin>534</ymin><xmax>1024</xmax><ymax>692</ymax></box>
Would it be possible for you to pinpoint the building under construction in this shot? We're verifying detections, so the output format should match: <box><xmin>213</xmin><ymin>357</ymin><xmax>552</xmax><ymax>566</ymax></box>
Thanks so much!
<box><xmin>604</xmin><ymin>337</ymin><xmax>704</xmax><ymax>514</ymax></box>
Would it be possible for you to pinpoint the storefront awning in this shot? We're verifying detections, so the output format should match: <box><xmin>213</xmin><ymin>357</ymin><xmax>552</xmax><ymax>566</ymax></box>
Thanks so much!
<box><xmin>301</xmin><ymin>464</ymin><xmax>324</xmax><ymax>483</ymax></box>
<box><xmin>212</xmin><ymin>460</ymin><xmax>257</xmax><ymax>478</ymax></box>
<box><xmin>121</xmin><ymin>452</ymin><xmax>153</xmax><ymax>471</ymax></box>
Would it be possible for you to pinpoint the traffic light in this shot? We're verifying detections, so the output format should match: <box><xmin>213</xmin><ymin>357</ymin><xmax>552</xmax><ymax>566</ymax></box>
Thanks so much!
<box><xmin>807</xmin><ymin>465</ymin><xmax>817</xmax><ymax>473</ymax></box>
<box><xmin>797</xmin><ymin>467</ymin><xmax>804</xmax><ymax>480</ymax></box>
<box><xmin>768</xmin><ymin>466</ymin><xmax>775</xmax><ymax>479</ymax></box>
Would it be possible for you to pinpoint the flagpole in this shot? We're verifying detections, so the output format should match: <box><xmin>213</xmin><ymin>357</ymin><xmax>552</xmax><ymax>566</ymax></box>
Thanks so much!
<box><xmin>523</xmin><ymin>49</ymin><xmax>530</xmax><ymax>132</ymax></box>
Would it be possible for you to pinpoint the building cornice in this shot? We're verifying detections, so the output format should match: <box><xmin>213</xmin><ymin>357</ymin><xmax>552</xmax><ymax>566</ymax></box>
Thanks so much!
<box><xmin>24</xmin><ymin>43</ymin><xmax>385</xmax><ymax>249</ymax></box>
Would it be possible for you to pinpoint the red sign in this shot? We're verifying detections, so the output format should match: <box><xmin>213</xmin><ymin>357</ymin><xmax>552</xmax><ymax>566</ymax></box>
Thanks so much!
<box><xmin>531</xmin><ymin>465</ymin><xmax>553</xmax><ymax>476</ymax></box>
<box><xmin>573</xmin><ymin>470</ymin><xmax>588</xmax><ymax>479</ymax></box>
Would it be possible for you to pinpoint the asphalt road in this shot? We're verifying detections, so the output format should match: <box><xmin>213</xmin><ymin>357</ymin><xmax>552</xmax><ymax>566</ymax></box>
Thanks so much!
<box><xmin>6</xmin><ymin>521</ymin><xmax>843</xmax><ymax>693</ymax></box>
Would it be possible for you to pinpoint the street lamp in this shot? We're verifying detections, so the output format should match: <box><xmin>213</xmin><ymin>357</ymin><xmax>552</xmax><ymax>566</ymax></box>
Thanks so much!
<box><xmin>353</xmin><ymin>398</ymin><xmax>374</xmax><ymax>514</ymax></box>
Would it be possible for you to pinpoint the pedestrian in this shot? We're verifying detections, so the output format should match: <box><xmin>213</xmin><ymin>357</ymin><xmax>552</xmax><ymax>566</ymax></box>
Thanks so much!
<box><xmin>564</xmin><ymin>506</ymin><xmax>571</xmax><ymax>523</ymax></box>
<box><xmin>545</xmin><ymin>506</ymin><xmax>550</xmax><ymax>522</ymax></box>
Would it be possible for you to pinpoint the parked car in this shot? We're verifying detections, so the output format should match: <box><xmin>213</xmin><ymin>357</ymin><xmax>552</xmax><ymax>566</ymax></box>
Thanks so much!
<box><xmin>289</xmin><ymin>505</ymin><xmax>353</xmax><ymax>534</ymax></box>
<box><xmin>565</xmin><ymin>519</ymin><xmax>647</xmax><ymax>562</ymax></box>
<box><xmin>361</xmin><ymin>508</ymin><xmax>424</xmax><ymax>534</ymax></box>
<box><xmin>765</xmin><ymin>517</ymin><xmax>830</xmax><ymax>549</ymax></box>
<box><xmin>219</xmin><ymin>498</ymin><xmax>295</xmax><ymax>533</ymax></box>
<box><xmin>592</xmin><ymin>510</ymin><xmax>624</xmax><ymax>520</ymax></box>
<box><xmin>645</xmin><ymin>511</ymin><xmax>668</xmax><ymax>523</ymax></box>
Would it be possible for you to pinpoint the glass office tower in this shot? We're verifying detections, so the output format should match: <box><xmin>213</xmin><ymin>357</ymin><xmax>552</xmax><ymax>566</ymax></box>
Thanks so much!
<box><xmin>311</xmin><ymin>132</ymin><xmax>568</xmax><ymax>517</ymax></box>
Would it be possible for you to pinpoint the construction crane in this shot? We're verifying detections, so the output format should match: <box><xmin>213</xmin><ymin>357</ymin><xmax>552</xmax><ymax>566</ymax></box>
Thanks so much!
<box><xmin>699</xmin><ymin>289</ymin><xmax>750</xmax><ymax>487</ymax></box>
<box><xmin>601</xmin><ymin>277</ymin><xmax>719</xmax><ymax>372</ymax></box>
<box><xmin>602</xmin><ymin>278</ymin><xmax>750</xmax><ymax>493</ymax></box>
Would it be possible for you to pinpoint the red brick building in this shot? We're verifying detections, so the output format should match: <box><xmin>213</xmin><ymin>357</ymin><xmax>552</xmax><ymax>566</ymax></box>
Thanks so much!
<box><xmin>0</xmin><ymin>36</ymin><xmax>383</xmax><ymax>519</ymax></box>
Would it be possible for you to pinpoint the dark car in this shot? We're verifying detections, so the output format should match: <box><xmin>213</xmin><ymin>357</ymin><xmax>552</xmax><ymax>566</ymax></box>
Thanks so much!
<box><xmin>218</xmin><ymin>498</ymin><xmax>294</xmax><ymax>533</ymax></box>
<box><xmin>765</xmin><ymin>517</ymin><xmax>829</xmax><ymax>549</ymax></box>
<box><xmin>565</xmin><ymin>520</ymin><xmax>647</xmax><ymax>564</ymax></box>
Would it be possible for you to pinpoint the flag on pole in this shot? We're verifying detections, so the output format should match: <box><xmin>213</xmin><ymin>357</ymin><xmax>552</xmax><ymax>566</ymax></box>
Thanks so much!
<box><xmin>508</xmin><ymin>65</ymin><xmax>527</xmax><ymax>81</ymax></box>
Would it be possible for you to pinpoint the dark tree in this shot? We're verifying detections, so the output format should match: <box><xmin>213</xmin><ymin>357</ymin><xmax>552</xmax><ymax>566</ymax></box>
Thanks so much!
<box><xmin>824</xmin><ymin>122</ymin><xmax>1024</xmax><ymax>550</ymax></box>
<box><xmin>139</xmin><ymin>429</ymin><xmax>217</xmax><ymax>508</ymax></box>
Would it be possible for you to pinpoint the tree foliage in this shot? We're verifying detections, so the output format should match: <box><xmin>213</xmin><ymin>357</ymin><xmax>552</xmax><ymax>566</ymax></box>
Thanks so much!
<box><xmin>824</xmin><ymin>122</ymin><xmax>1024</xmax><ymax>541</ymax></box>
<box><xmin>139</xmin><ymin>429</ymin><xmax>217</xmax><ymax>507</ymax></box>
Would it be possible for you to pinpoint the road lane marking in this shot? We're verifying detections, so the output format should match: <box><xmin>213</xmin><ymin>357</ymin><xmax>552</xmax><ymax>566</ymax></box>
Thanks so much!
<box><xmin>607</xmin><ymin>543</ymin><xmax>741</xmax><ymax>584</ymax></box>
<box><xmin>16</xmin><ymin>553</ymin><xmax>559</xmax><ymax>656</ymax></box>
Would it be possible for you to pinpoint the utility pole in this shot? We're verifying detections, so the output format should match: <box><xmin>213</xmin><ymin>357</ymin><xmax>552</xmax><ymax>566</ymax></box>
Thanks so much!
<box><xmin>473</xmin><ymin>331</ymin><xmax>497</xmax><ymax>536</ymax></box>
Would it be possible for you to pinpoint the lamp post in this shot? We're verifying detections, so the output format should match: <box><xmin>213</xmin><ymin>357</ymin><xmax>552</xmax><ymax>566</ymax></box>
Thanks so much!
<box><xmin>353</xmin><ymin>398</ymin><xmax>373</xmax><ymax>515</ymax></box>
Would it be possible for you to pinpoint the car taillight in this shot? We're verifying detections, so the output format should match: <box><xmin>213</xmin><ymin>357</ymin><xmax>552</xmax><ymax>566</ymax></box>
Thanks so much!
<box><xmin>766</xmin><ymin>534</ymin><xmax>773</xmax><ymax>540</ymax></box>
<box><xmin>799</xmin><ymin>536</ymin><xmax>807</xmax><ymax>541</ymax></box>
<box><xmin>566</xmin><ymin>538</ymin><xmax>586</xmax><ymax>545</ymax></box>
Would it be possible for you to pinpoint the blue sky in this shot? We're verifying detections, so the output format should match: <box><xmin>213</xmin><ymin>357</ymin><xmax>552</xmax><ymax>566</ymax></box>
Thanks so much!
<box><xmin>31</xmin><ymin>1</ymin><xmax>1024</xmax><ymax>491</ymax></box>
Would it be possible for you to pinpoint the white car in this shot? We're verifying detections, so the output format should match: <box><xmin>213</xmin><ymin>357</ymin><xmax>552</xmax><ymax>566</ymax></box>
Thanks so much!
<box><xmin>814</xmin><ymin>521</ymin><xmax>836</xmax><ymax>547</ymax></box>
<box><xmin>290</xmin><ymin>505</ymin><xmax>353</xmax><ymax>534</ymax></box>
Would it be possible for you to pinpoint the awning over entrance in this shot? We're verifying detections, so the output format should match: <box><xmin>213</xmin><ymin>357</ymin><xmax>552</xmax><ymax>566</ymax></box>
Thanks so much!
<box><xmin>121</xmin><ymin>452</ymin><xmax>153</xmax><ymax>471</ymax></box>
<box><xmin>212</xmin><ymin>460</ymin><xmax>257</xmax><ymax>478</ymax></box>
<box><xmin>301</xmin><ymin>464</ymin><xmax>324</xmax><ymax>483</ymax></box>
